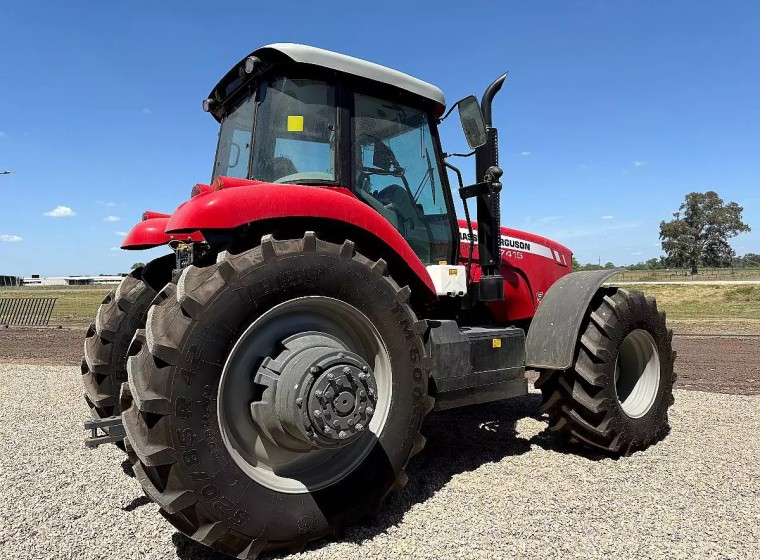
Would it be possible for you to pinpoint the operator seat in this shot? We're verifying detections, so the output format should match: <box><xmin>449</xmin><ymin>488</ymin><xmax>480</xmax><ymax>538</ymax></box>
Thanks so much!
<box><xmin>375</xmin><ymin>184</ymin><xmax>431</xmax><ymax>263</ymax></box>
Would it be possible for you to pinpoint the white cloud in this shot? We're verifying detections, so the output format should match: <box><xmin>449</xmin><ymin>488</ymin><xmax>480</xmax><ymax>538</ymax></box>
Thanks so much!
<box><xmin>44</xmin><ymin>205</ymin><xmax>76</xmax><ymax>217</ymax></box>
<box><xmin>116</xmin><ymin>231</ymin><xmax>127</xmax><ymax>236</ymax></box>
<box><xmin>538</xmin><ymin>215</ymin><xmax>561</xmax><ymax>224</ymax></box>
<box><xmin>0</xmin><ymin>234</ymin><xmax>22</xmax><ymax>242</ymax></box>
<box><xmin>142</xmin><ymin>108</ymin><xmax>151</xmax><ymax>115</ymax></box>
<box><xmin>105</xmin><ymin>202</ymin><xmax>117</xmax><ymax>207</ymax></box>
<box><xmin>520</xmin><ymin>151</ymin><xmax>532</xmax><ymax>157</ymax></box>
<box><xmin>104</xmin><ymin>216</ymin><xmax>121</xmax><ymax>222</ymax></box>
<box><xmin>601</xmin><ymin>215</ymin><xmax>615</xmax><ymax>220</ymax></box>
<box><xmin>633</xmin><ymin>160</ymin><xmax>647</xmax><ymax>167</ymax></box>
<box><xmin>630</xmin><ymin>251</ymin><xmax>643</xmax><ymax>256</ymax></box>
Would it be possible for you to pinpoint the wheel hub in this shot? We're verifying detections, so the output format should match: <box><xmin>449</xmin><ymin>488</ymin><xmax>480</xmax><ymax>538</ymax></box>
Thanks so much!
<box><xmin>251</xmin><ymin>332</ymin><xmax>377</xmax><ymax>452</ymax></box>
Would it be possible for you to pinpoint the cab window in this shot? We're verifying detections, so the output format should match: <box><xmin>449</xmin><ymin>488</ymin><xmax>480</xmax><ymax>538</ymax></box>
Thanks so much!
<box><xmin>353</xmin><ymin>93</ymin><xmax>453</xmax><ymax>264</ymax></box>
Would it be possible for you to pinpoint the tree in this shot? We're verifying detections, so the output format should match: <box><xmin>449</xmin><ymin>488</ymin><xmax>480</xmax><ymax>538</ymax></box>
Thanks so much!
<box><xmin>603</xmin><ymin>261</ymin><xmax>615</xmax><ymax>269</ymax></box>
<box><xmin>659</xmin><ymin>191</ymin><xmax>750</xmax><ymax>274</ymax></box>
<box><xmin>741</xmin><ymin>253</ymin><xmax>760</xmax><ymax>268</ymax></box>
<box><xmin>571</xmin><ymin>256</ymin><xmax>581</xmax><ymax>270</ymax></box>
<box><xmin>131</xmin><ymin>262</ymin><xmax>146</xmax><ymax>270</ymax></box>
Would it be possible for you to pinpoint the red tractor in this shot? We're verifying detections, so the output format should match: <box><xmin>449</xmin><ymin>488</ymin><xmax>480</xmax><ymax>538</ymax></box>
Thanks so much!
<box><xmin>83</xmin><ymin>44</ymin><xmax>675</xmax><ymax>558</ymax></box>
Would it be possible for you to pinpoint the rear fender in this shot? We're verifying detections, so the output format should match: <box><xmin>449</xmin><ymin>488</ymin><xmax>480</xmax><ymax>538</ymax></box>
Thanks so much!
<box><xmin>525</xmin><ymin>269</ymin><xmax>620</xmax><ymax>370</ymax></box>
<box><xmin>165</xmin><ymin>184</ymin><xmax>437</xmax><ymax>298</ymax></box>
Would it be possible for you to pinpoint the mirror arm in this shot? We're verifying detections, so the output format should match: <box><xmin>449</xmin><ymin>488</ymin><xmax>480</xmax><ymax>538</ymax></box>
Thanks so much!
<box><xmin>438</xmin><ymin>101</ymin><xmax>460</xmax><ymax>123</ymax></box>
<box><xmin>443</xmin><ymin>150</ymin><xmax>476</xmax><ymax>159</ymax></box>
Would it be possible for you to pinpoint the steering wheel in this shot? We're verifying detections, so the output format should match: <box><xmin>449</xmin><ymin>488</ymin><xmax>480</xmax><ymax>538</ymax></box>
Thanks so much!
<box><xmin>260</xmin><ymin>156</ymin><xmax>298</xmax><ymax>182</ymax></box>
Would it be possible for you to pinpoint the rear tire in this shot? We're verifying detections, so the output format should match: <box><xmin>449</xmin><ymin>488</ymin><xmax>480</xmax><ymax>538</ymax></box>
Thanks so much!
<box><xmin>82</xmin><ymin>254</ymin><xmax>174</xmax><ymax>424</ymax></box>
<box><xmin>123</xmin><ymin>233</ymin><xmax>432</xmax><ymax>558</ymax></box>
<box><xmin>535</xmin><ymin>288</ymin><xmax>676</xmax><ymax>456</ymax></box>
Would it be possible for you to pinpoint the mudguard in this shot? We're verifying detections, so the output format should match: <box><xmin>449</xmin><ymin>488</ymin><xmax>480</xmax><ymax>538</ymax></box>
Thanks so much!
<box><xmin>525</xmin><ymin>269</ymin><xmax>620</xmax><ymax>370</ymax></box>
<box><xmin>121</xmin><ymin>217</ymin><xmax>203</xmax><ymax>250</ymax></box>
<box><xmin>165</xmin><ymin>183</ymin><xmax>437</xmax><ymax>296</ymax></box>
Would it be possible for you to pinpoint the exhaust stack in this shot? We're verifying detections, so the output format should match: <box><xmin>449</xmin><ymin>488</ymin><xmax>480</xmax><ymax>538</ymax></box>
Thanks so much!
<box><xmin>474</xmin><ymin>73</ymin><xmax>508</xmax><ymax>302</ymax></box>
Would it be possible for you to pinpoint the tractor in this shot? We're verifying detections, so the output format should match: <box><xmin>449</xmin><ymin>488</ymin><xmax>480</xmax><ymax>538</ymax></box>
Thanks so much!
<box><xmin>82</xmin><ymin>43</ymin><xmax>675</xmax><ymax>558</ymax></box>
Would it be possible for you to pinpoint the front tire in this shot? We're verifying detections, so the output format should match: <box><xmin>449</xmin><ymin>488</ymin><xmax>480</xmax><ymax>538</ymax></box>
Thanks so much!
<box><xmin>81</xmin><ymin>254</ymin><xmax>174</xmax><ymax>421</ymax></box>
<box><xmin>536</xmin><ymin>288</ymin><xmax>676</xmax><ymax>456</ymax></box>
<box><xmin>123</xmin><ymin>233</ymin><xmax>432</xmax><ymax>558</ymax></box>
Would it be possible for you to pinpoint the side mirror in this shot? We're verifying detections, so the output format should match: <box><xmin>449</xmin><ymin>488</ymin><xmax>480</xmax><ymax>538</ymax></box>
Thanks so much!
<box><xmin>372</xmin><ymin>139</ymin><xmax>394</xmax><ymax>170</ymax></box>
<box><xmin>457</xmin><ymin>96</ymin><xmax>487</xmax><ymax>149</ymax></box>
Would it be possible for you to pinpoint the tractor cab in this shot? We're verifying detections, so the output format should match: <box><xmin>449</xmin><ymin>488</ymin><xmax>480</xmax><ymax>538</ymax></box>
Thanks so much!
<box><xmin>205</xmin><ymin>43</ymin><xmax>461</xmax><ymax>265</ymax></box>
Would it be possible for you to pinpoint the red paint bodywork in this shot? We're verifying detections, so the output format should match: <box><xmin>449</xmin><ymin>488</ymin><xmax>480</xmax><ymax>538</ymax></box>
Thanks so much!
<box><xmin>164</xmin><ymin>180</ymin><xmax>438</xmax><ymax>296</ymax></box>
<box><xmin>122</xmin><ymin>178</ymin><xmax>572</xmax><ymax>322</ymax></box>
<box><xmin>121</xmin><ymin>215</ymin><xmax>204</xmax><ymax>250</ymax></box>
<box><xmin>457</xmin><ymin>219</ymin><xmax>573</xmax><ymax>322</ymax></box>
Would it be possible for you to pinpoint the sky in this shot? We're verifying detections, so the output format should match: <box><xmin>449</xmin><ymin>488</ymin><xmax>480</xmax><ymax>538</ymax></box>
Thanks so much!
<box><xmin>1</xmin><ymin>1</ymin><xmax>759</xmax><ymax>275</ymax></box>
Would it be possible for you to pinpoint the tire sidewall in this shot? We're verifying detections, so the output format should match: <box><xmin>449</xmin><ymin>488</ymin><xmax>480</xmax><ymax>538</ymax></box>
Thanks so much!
<box><xmin>164</xmin><ymin>246</ymin><xmax>426</xmax><ymax>542</ymax></box>
<box><xmin>605</xmin><ymin>291</ymin><xmax>674</xmax><ymax>445</ymax></box>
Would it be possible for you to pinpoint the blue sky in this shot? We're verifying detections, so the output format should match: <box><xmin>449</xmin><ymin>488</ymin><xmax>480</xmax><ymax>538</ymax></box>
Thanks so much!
<box><xmin>1</xmin><ymin>1</ymin><xmax>758</xmax><ymax>275</ymax></box>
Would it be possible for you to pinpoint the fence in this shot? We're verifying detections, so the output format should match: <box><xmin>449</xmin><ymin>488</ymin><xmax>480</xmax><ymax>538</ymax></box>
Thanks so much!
<box><xmin>0</xmin><ymin>298</ymin><xmax>58</xmax><ymax>326</ymax></box>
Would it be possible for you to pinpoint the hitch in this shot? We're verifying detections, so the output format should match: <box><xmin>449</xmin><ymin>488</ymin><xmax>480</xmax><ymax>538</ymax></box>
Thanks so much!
<box><xmin>84</xmin><ymin>415</ymin><xmax>125</xmax><ymax>448</ymax></box>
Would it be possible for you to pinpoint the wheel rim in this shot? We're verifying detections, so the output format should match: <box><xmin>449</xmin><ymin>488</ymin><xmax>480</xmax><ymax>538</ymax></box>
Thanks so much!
<box><xmin>614</xmin><ymin>329</ymin><xmax>661</xmax><ymax>418</ymax></box>
<box><xmin>218</xmin><ymin>296</ymin><xmax>392</xmax><ymax>493</ymax></box>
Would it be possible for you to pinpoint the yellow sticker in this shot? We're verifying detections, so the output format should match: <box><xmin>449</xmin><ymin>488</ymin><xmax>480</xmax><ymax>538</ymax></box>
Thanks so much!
<box><xmin>438</xmin><ymin>260</ymin><xmax>448</xmax><ymax>265</ymax></box>
<box><xmin>448</xmin><ymin>269</ymin><xmax>458</xmax><ymax>276</ymax></box>
<box><xmin>492</xmin><ymin>338</ymin><xmax>502</xmax><ymax>349</ymax></box>
<box><xmin>287</xmin><ymin>115</ymin><xmax>304</xmax><ymax>132</ymax></box>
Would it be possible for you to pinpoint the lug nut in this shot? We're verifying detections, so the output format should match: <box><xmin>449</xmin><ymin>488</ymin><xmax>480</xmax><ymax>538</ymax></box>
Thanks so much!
<box><xmin>359</xmin><ymin>390</ymin><xmax>366</xmax><ymax>397</ymax></box>
<box><xmin>313</xmin><ymin>410</ymin><xmax>322</xmax><ymax>418</ymax></box>
<box><xmin>356</xmin><ymin>423</ymin><xmax>364</xmax><ymax>431</ymax></box>
<box><xmin>310</xmin><ymin>366</ymin><xmax>319</xmax><ymax>374</ymax></box>
<box><xmin>343</xmin><ymin>366</ymin><xmax>351</xmax><ymax>374</ymax></box>
<box><xmin>338</xmin><ymin>431</ymin><xmax>348</xmax><ymax>439</ymax></box>
<box><xmin>315</xmin><ymin>390</ymin><xmax>324</xmax><ymax>398</ymax></box>
<box><xmin>362</xmin><ymin>365</ymin><xmax>369</xmax><ymax>372</ymax></box>
<box><xmin>295</xmin><ymin>397</ymin><xmax>303</xmax><ymax>407</ymax></box>
<box><xmin>348</xmin><ymin>418</ymin><xmax>355</xmax><ymax>426</ymax></box>
<box><xmin>327</xmin><ymin>373</ymin><xmax>334</xmax><ymax>381</ymax></box>
<box><xmin>333</xmin><ymin>420</ymin><xmax>340</xmax><ymax>427</ymax></box>
<box><xmin>338</xmin><ymin>353</ymin><xmax>345</xmax><ymax>359</ymax></box>
<box><xmin>366</xmin><ymin>406</ymin><xmax>374</xmax><ymax>415</ymax></box>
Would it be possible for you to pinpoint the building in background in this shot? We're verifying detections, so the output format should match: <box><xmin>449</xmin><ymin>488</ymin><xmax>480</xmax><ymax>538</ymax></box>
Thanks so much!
<box><xmin>19</xmin><ymin>275</ymin><xmax>126</xmax><ymax>286</ymax></box>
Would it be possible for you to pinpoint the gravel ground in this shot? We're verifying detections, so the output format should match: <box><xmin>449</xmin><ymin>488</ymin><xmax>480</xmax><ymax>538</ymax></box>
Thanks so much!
<box><xmin>1</xmin><ymin>364</ymin><xmax>758</xmax><ymax>560</ymax></box>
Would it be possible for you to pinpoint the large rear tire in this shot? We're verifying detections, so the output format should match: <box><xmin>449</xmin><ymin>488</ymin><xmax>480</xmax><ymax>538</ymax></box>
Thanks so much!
<box><xmin>82</xmin><ymin>254</ymin><xmax>174</xmax><ymax>422</ymax></box>
<box><xmin>122</xmin><ymin>233</ymin><xmax>432</xmax><ymax>558</ymax></box>
<box><xmin>535</xmin><ymin>287</ymin><xmax>676</xmax><ymax>456</ymax></box>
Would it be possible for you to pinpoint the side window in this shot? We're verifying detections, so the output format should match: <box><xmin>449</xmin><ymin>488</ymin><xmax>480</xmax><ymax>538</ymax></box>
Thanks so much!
<box><xmin>353</xmin><ymin>94</ymin><xmax>453</xmax><ymax>264</ymax></box>
<box><xmin>213</xmin><ymin>95</ymin><xmax>255</xmax><ymax>180</ymax></box>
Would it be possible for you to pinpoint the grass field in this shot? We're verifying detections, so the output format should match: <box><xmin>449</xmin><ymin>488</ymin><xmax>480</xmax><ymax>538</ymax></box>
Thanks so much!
<box><xmin>0</xmin><ymin>286</ymin><xmax>110</xmax><ymax>325</ymax></box>
<box><xmin>611</xmin><ymin>268</ymin><xmax>760</xmax><ymax>282</ymax></box>
<box><xmin>1</xmin><ymin>282</ymin><xmax>759</xmax><ymax>332</ymax></box>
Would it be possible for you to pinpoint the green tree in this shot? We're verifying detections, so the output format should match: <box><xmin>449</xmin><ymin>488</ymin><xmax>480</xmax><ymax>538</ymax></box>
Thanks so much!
<box><xmin>131</xmin><ymin>262</ymin><xmax>146</xmax><ymax>270</ymax></box>
<box><xmin>659</xmin><ymin>191</ymin><xmax>750</xmax><ymax>274</ymax></box>
<box><xmin>571</xmin><ymin>256</ymin><xmax>581</xmax><ymax>270</ymax></box>
<box><xmin>603</xmin><ymin>261</ymin><xmax>615</xmax><ymax>269</ymax></box>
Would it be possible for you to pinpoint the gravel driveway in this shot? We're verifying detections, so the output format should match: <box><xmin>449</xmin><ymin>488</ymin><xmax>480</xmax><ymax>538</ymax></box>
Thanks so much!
<box><xmin>1</xmin><ymin>364</ymin><xmax>758</xmax><ymax>559</ymax></box>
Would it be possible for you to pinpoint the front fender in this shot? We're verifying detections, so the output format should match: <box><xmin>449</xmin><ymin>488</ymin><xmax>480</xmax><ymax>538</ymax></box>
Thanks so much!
<box><xmin>121</xmin><ymin>217</ymin><xmax>203</xmax><ymax>250</ymax></box>
<box><xmin>165</xmin><ymin>184</ymin><xmax>437</xmax><ymax>296</ymax></box>
<box><xmin>525</xmin><ymin>269</ymin><xmax>621</xmax><ymax>370</ymax></box>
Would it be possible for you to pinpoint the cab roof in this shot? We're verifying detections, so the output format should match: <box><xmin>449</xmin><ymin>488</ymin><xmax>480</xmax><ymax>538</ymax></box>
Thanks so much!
<box><xmin>210</xmin><ymin>43</ymin><xmax>446</xmax><ymax>112</ymax></box>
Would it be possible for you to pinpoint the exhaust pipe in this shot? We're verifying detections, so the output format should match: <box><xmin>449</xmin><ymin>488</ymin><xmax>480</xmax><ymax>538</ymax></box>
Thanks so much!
<box><xmin>474</xmin><ymin>73</ymin><xmax>508</xmax><ymax>302</ymax></box>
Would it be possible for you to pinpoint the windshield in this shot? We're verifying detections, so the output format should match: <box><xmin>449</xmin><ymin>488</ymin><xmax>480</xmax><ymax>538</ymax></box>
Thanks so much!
<box><xmin>353</xmin><ymin>94</ymin><xmax>452</xmax><ymax>264</ymax></box>
<box><xmin>212</xmin><ymin>79</ymin><xmax>337</xmax><ymax>183</ymax></box>
<box><xmin>252</xmin><ymin>78</ymin><xmax>337</xmax><ymax>183</ymax></box>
